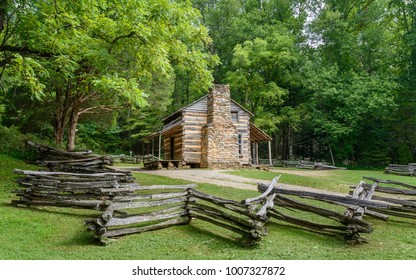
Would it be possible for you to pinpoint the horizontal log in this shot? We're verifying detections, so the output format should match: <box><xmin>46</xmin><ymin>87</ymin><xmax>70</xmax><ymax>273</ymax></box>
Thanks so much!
<box><xmin>19</xmin><ymin>180</ymin><xmax>139</xmax><ymax>190</ymax></box>
<box><xmin>274</xmin><ymin>194</ymin><xmax>373</xmax><ymax>230</ymax></box>
<box><xmin>106</xmin><ymin>210</ymin><xmax>188</xmax><ymax>227</ymax></box>
<box><xmin>111</xmin><ymin>191</ymin><xmax>189</xmax><ymax>202</ymax></box>
<box><xmin>273</xmin><ymin>194</ymin><xmax>349</xmax><ymax>224</ymax></box>
<box><xmin>187</xmin><ymin>204</ymin><xmax>254</xmax><ymax>229</ymax></box>
<box><xmin>258</xmin><ymin>183</ymin><xmax>390</xmax><ymax>209</ymax></box>
<box><xmin>101</xmin><ymin>217</ymin><xmax>190</xmax><ymax>238</ymax></box>
<box><xmin>367</xmin><ymin>208</ymin><xmax>416</xmax><ymax>219</ymax></box>
<box><xmin>17</xmin><ymin>192</ymin><xmax>103</xmax><ymax>201</ymax></box>
<box><xmin>189</xmin><ymin>189</ymin><xmax>245</xmax><ymax>208</ymax></box>
<box><xmin>27</xmin><ymin>141</ymin><xmax>97</xmax><ymax>158</ymax></box>
<box><xmin>41</xmin><ymin>156</ymin><xmax>109</xmax><ymax>164</ymax></box>
<box><xmin>269</xmin><ymin>209</ymin><xmax>347</xmax><ymax>236</ymax></box>
<box><xmin>112</xmin><ymin>196</ymin><xmax>194</xmax><ymax>210</ymax></box>
<box><xmin>363</xmin><ymin>177</ymin><xmax>416</xmax><ymax>189</ymax></box>
<box><xmin>14</xmin><ymin>169</ymin><xmax>130</xmax><ymax>178</ymax></box>
<box><xmin>361</xmin><ymin>209</ymin><xmax>389</xmax><ymax>221</ymax></box>
<box><xmin>12</xmin><ymin>198</ymin><xmax>110</xmax><ymax>210</ymax></box>
<box><xmin>358</xmin><ymin>183</ymin><xmax>416</xmax><ymax>196</ymax></box>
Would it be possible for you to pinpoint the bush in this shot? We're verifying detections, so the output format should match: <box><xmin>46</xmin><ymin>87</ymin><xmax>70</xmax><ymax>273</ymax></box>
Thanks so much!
<box><xmin>0</xmin><ymin>125</ymin><xmax>44</xmax><ymax>160</ymax></box>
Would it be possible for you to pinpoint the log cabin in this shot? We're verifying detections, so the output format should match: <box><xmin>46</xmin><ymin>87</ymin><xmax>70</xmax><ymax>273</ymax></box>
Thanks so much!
<box><xmin>142</xmin><ymin>84</ymin><xmax>272</xmax><ymax>169</ymax></box>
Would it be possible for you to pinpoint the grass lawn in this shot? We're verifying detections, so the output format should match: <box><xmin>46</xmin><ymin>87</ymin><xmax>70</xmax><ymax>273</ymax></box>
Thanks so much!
<box><xmin>1</xmin><ymin>155</ymin><xmax>416</xmax><ymax>260</ymax></box>
<box><xmin>227</xmin><ymin>168</ymin><xmax>416</xmax><ymax>193</ymax></box>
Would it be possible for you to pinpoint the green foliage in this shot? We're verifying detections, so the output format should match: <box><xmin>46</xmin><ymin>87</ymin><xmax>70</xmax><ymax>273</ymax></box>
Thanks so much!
<box><xmin>0</xmin><ymin>0</ymin><xmax>217</xmax><ymax>150</ymax></box>
<box><xmin>0</xmin><ymin>125</ymin><xmax>42</xmax><ymax>159</ymax></box>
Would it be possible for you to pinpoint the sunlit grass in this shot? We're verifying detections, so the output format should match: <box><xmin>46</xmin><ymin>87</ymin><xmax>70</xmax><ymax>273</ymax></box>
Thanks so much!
<box><xmin>226</xmin><ymin>168</ymin><xmax>416</xmax><ymax>193</ymax></box>
<box><xmin>1</xmin><ymin>155</ymin><xmax>416</xmax><ymax>260</ymax></box>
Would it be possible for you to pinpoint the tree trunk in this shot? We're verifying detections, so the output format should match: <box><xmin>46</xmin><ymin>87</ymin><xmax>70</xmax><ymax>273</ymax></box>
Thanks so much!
<box><xmin>66</xmin><ymin>100</ymin><xmax>80</xmax><ymax>151</ymax></box>
<box><xmin>54</xmin><ymin>122</ymin><xmax>65</xmax><ymax>145</ymax></box>
<box><xmin>0</xmin><ymin>0</ymin><xmax>6</xmax><ymax>34</ymax></box>
<box><xmin>288</xmin><ymin>126</ymin><xmax>294</xmax><ymax>160</ymax></box>
<box><xmin>54</xmin><ymin>83</ymin><xmax>71</xmax><ymax>146</ymax></box>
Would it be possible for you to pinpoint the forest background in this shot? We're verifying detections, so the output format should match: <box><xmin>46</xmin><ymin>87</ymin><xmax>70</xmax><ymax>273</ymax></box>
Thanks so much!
<box><xmin>0</xmin><ymin>0</ymin><xmax>415</xmax><ymax>168</ymax></box>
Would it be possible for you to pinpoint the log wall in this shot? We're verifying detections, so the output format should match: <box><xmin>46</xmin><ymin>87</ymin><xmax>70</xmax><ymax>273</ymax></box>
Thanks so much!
<box><xmin>182</xmin><ymin>111</ymin><xmax>207</xmax><ymax>164</ymax></box>
<box><xmin>163</xmin><ymin>125</ymin><xmax>182</xmax><ymax>161</ymax></box>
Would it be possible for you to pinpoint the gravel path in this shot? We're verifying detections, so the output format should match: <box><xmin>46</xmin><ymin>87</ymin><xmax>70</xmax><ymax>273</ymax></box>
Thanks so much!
<box><xmin>134</xmin><ymin>168</ymin><xmax>339</xmax><ymax>194</ymax></box>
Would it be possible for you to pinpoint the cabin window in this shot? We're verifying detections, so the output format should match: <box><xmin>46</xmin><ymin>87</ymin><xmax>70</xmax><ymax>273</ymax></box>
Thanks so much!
<box><xmin>231</xmin><ymin>112</ymin><xmax>239</xmax><ymax>122</ymax></box>
<box><xmin>238</xmin><ymin>134</ymin><xmax>243</xmax><ymax>155</ymax></box>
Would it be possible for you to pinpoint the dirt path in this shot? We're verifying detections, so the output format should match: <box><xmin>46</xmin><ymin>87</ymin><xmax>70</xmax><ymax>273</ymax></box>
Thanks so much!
<box><xmin>133</xmin><ymin>168</ymin><xmax>340</xmax><ymax>194</ymax></box>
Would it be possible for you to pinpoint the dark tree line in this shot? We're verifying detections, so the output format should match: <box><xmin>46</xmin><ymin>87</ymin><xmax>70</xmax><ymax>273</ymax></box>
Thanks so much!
<box><xmin>1</xmin><ymin>0</ymin><xmax>415</xmax><ymax>167</ymax></box>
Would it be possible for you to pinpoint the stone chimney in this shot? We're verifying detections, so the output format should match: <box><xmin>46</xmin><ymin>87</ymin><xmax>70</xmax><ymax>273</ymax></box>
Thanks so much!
<box><xmin>201</xmin><ymin>85</ymin><xmax>239</xmax><ymax>168</ymax></box>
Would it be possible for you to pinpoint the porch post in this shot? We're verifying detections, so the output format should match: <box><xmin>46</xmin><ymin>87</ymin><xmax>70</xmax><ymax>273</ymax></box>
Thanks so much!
<box><xmin>141</xmin><ymin>141</ymin><xmax>145</xmax><ymax>164</ymax></box>
<box><xmin>158</xmin><ymin>134</ymin><xmax>162</xmax><ymax>159</ymax></box>
<box><xmin>268</xmin><ymin>141</ymin><xmax>272</xmax><ymax>166</ymax></box>
<box><xmin>256</xmin><ymin>142</ymin><xmax>259</xmax><ymax>165</ymax></box>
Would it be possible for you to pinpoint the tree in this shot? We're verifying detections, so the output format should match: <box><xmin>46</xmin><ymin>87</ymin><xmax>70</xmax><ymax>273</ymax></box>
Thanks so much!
<box><xmin>0</xmin><ymin>0</ymin><xmax>216</xmax><ymax>150</ymax></box>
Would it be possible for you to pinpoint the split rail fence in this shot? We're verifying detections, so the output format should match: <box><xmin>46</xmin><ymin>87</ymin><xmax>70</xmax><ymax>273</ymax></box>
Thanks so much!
<box><xmin>12</xmin><ymin>142</ymin><xmax>416</xmax><ymax>246</ymax></box>
<box><xmin>258</xmin><ymin>181</ymin><xmax>375</xmax><ymax>243</ymax></box>
<box><xmin>349</xmin><ymin>177</ymin><xmax>416</xmax><ymax>221</ymax></box>
<box><xmin>385</xmin><ymin>164</ymin><xmax>416</xmax><ymax>176</ymax></box>
<box><xmin>13</xmin><ymin>143</ymin><xmax>277</xmax><ymax>246</ymax></box>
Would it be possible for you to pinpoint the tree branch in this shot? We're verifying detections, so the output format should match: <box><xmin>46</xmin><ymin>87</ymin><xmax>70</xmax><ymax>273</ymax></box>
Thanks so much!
<box><xmin>0</xmin><ymin>45</ymin><xmax>54</xmax><ymax>58</ymax></box>
<box><xmin>108</xmin><ymin>31</ymin><xmax>147</xmax><ymax>53</ymax></box>
<box><xmin>78</xmin><ymin>104</ymin><xmax>128</xmax><ymax>116</ymax></box>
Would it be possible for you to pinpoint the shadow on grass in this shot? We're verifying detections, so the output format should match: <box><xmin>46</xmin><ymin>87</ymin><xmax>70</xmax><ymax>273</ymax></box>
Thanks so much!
<box><xmin>266</xmin><ymin>221</ymin><xmax>351</xmax><ymax>246</ymax></box>
<box><xmin>61</xmin><ymin>230</ymin><xmax>102</xmax><ymax>247</ymax></box>
<box><xmin>177</xmin><ymin>221</ymin><xmax>258</xmax><ymax>250</ymax></box>
<box><xmin>0</xmin><ymin>201</ymin><xmax>100</xmax><ymax>218</ymax></box>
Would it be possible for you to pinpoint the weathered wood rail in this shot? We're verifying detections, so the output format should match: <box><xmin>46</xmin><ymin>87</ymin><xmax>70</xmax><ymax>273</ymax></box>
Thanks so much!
<box><xmin>13</xmin><ymin>167</ymin><xmax>277</xmax><ymax>247</ymax></box>
<box><xmin>385</xmin><ymin>164</ymin><xmax>416</xmax><ymax>176</ymax></box>
<box><xmin>349</xmin><ymin>177</ymin><xmax>416</xmax><ymax>221</ymax></box>
<box><xmin>27</xmin><ymin>141</ymin><xmax>117</xmax><ymax>173</ymax></box>
<box><xmin>85</xmin><ymin>179</ymin><xmax>277</xmax><ymax>246</ymax></box>
<box><xmin>281</xmin><ymin>160</ymin><xmax>344</xmax><ymax>170</ymax></box>
<box><xmin>84</xmin><ymin>184</ymin><xmax>197</xmax><ymax>243</ymax></box>
<box><xmin>258</xmin><ymin>178</ymin><xmax>375</xmax><ymax>244</ymax></box>
<box><xmin>12</xmin><ymin>169</ymin><xmax>136</xmax><ymax>209</ymax></box>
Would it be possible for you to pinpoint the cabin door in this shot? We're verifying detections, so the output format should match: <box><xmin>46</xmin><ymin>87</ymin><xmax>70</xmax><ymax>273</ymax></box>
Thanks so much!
<box><xmin>170</xmin><ymin>136</ymin><xmax>175</xmax><ymax>160</ymax></box>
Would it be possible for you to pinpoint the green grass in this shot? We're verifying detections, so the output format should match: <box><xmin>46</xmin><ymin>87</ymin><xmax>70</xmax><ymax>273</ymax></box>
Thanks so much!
<box><xmin>1</xmin><ymin>155</ymin><xmax>416</xmax><ymax>260</ymax></box>
<box><xmin>227</xmin><ymin>168</ymin><xmax>416</xmax><ymax>193</ymax></box>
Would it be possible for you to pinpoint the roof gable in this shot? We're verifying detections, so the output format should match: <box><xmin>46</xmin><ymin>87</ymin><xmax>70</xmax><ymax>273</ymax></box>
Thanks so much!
<box><xmin>163</xmin><ymin>94</ymin><xmax>253</xmax><ymax>123</ymax></box>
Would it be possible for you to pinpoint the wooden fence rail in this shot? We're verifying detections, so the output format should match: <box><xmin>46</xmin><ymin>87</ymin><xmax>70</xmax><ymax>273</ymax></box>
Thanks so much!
<box><xmin>385</xmin><ymin>164</ymin><xmax>416</xmax><ymax>176</ymax></box>
<box><xmin>27</xmin><ymin>141</ymin><xmax>119</xmax><ymax>173</ymax></box>
<box><xmin>85</xmin><ymin>179</ymin><xmax>277</xmax><ymax>246</ymax></box>
<box><xmin>12</xmin><ymin>169</ymin><xmax>136</xmax><ymax>210</ymax></box>
<box><xmin>258</xmin><ymin>178</ymin><xmax>375</xmax><ymax>244</ymax></box>
<box><xmin>349</xmin><ymin>177</ymin><xmax>416</xmax><ymax>220</ymax></box>
<box><xmin>13</xmin><ymin>167</ymin><xmax>277</xmax><ymax>246</ymax></box>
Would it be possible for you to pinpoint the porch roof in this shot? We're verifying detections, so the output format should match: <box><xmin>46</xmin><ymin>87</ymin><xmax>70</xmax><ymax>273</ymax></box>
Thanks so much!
<box><xmin>250</xmin><ymin>122</ymin><xmax>272</xmax><ymax>142</ymax></box>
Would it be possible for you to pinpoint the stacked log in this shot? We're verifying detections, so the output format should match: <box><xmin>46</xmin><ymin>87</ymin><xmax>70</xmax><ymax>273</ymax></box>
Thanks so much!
<box><xmin>349</xmin><ymin>177</ymin><xmax>416</xmax><ymax>220</ymax></box>
<box><xmin>296</xmin><ymin>160</ymin><xmax>315</xmax><ymax>169</ymax></box>
<box><xmin>258</xmin><ymin>178</ymin><xmax>376</xmax><ymax>244</ymax></box>
<box><xmin>282</xmin><ymin>160</ymin><xmax>299</xmax><ymax>168</ymax></box>
<box><xmin>385</xmin><ymin>164</ymin><xmax>416</xmax><ymax>176</ymax></box>
<box><xmin>282</xmin><ymin>160</ymin><xmax>344</xmax><ymax>170</ymax></box>
<box><xmin>12</xmin><ymin>169</ymin><xmax>136</xmax><ymax>209</ymax></box>
<box><xmin>85</xmin><ymin>184</ymin><xmax>197</xmax><ymax>243</ymax></box>
<box><xmin>27</xmin><ymin>141</ymin><xmax>116</xmax><ymax>173</ymax></box>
